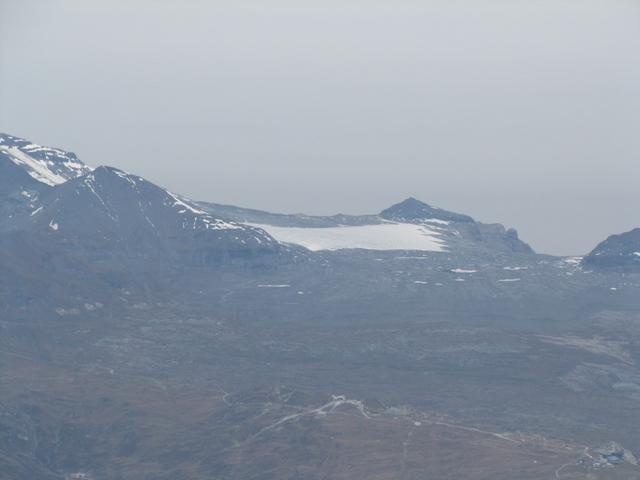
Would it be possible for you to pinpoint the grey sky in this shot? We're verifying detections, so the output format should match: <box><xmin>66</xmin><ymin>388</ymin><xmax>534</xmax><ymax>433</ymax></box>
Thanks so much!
<box><xmin>1</xmin><ymin>0</ymin><xmax>639</xmax><ymax>255</ymax></box>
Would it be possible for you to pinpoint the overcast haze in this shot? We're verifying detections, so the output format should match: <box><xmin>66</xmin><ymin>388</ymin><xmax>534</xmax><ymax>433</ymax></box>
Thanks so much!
<box><xmin>1</xmin><ymin>0</ymin><xmax>639</xmax><ymax>255</ymax></box>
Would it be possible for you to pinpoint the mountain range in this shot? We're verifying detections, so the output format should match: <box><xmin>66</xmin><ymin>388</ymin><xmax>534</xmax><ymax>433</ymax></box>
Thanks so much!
<box><xmin>2</xmin><ymin>131</ymin><xmax>638</xmax><ymax>319</ymax></box>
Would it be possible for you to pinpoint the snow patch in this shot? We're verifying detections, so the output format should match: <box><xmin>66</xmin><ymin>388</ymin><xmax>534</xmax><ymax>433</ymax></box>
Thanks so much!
<box><xmin>247</xmin><ymin>222</ymin><xmax>447</xmax><ymax>252</ymax></box>
<box><xmin>564</xmin><ymin>257</ymin><xmax>583</xmax><ymax>265</ymax></box>
<box><xmin>1</xmin><ymin>146</ymin><xmax>67</xmax><ymax>185</ymax></box>
<box><xmin>424</xmin><ymin>218</ymin><xmax>451</xmax><ymax>225</ymax></box>
<box><xmin>167</xmin><ymin>191</ymin><xmax>208</xmax><ymax>215</ymax></box>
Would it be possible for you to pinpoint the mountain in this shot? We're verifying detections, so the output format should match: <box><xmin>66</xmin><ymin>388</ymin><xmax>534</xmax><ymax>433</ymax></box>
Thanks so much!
<box><xmin>1</xmin><ymin>134</ymin><xmax>280</xmax><ymax>259</ymax></box>
<box><xmin>1</xmin><ymin>133</ymin><xmax>533</xmax><ymax>266</ymax></box>
<box><xmin>0</xmin><ymin>131</ymin><xmax>559</xmax><ymax>323</ymax></box>
<box><xmin>198</xmin><ymin>197</ymin><xmax>533</xmax><ymax>255</ymax></box>
<box><xmin>583</xmin><ymin>228</ymin><xmax>640</xmax><ymax>271</ymax></box>
<box><xmin>0</xmin><ymin>134</ymin><xmax>289</xmax><ymax>315</ymax></box>
<box><xmin>24</xmin><ymin>166</ymin><xmax>280</xmax><ymax>262</ymax></box>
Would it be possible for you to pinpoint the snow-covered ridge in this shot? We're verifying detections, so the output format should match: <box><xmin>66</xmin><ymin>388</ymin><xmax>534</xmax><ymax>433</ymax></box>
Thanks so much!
<box><xmin>1</xmin><ymin>146</ymin><xmax>68</xmax><ymax>186</ymax></box>
<box><xmin>247</xmin><ymin>222</ymin><xmax>447</xmax><ymax>252</ymax></box>
<box><xmin>0</xmin><ymin>134</ymin><xmax>92</xmax><ymax>186</ymax></box>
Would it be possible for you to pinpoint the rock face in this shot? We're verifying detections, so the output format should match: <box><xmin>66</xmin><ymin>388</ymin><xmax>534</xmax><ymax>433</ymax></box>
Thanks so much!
<box><xmin>583</xmin><ymin>228</ymin><xmax>640</xmax><ymax>271</ymax></box>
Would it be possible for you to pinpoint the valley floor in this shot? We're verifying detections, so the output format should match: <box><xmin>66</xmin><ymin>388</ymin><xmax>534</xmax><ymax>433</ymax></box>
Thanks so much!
<box><xmin>3</xmin><ymin>286</ymin><xmax>640</xmax><ymax>479</ymax></box>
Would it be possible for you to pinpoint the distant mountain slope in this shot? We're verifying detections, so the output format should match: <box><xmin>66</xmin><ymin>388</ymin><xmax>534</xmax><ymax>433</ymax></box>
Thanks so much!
<box><xmin>26</xmin><ymin>166</ymin><xmax>281</xmax><ymax>261</ymax></box>
<box><xmin>199</xmin><ymin>197</ymin><xmax>533</xmax><ymax>254</ymax></box>
<box><xmin>194</xmin><ymin>201</ymin><xmax>382</xmax><ymax>228</ymax></box>
<box><xmin>583</xmin><ymin>228</ymin><xmax>640</xmax><ymax>271</ymax></box>
<box><xmin>0</xmin><ymin>134</ymin><xmax>285</xmax><ymax>272</ymax></box>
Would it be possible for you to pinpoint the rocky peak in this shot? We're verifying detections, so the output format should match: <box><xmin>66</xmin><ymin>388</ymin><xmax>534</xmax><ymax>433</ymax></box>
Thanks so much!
<box><xmin>380</xmin><ymin>197</ymin><xmax>475</xmax><ymax>224</ymax></box>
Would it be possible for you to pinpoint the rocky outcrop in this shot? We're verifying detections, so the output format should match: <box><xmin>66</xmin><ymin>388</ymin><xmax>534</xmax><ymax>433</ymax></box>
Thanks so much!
<box><xmin>594</xmin><ymin>441</ymin><xmax>638</xmax><ymax>466</ymax></box>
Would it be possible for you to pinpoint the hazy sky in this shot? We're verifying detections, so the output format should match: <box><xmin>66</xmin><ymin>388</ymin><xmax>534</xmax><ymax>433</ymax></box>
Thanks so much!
<box><xmin>1</xmin><ymin>0</ymin><xmax>639</xmax><ymax>255</ymax></box>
